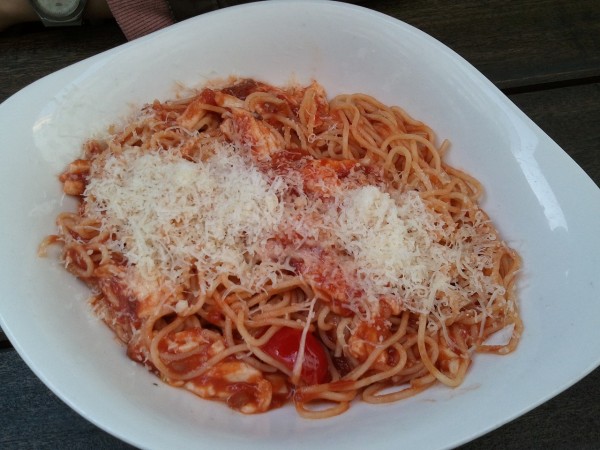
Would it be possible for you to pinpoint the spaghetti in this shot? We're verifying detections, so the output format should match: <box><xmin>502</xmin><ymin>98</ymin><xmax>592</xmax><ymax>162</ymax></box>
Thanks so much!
<box><xmin>41</xmin><ymin>78</ymin><xmax>522</xmax><ymax>417</ymax></box>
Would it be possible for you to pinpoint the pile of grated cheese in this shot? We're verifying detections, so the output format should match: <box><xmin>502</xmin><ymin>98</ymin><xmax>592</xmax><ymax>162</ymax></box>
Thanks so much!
<box><xmin>84</xmin><ymin>141</ymin><xmax>505</xmax><ymax>320</ymax></box>
<box><xmin>85</xmin><ymin>143</ymin><xmax>287</xmax><ymax>293</ymax></box>
<box><xmin>321</xmin><ymin>186</ymin><xmax>504</xmax><ymax>317</ymax></box>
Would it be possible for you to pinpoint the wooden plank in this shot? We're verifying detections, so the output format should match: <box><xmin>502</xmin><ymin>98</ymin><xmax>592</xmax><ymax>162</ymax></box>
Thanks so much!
<box><xmin>359</xmin><ymin>0</ymin><xmax>600</xmax><ymax>89</ymax></box>
<box><xmin>0</xmin><ymin>20</ymin><xmax>126</xmax><ymax>103</ymax></box>
<box><xmin>0</xmin><ymin>348</ymin><xmax>133</xmax><ymax>449</ymax></box>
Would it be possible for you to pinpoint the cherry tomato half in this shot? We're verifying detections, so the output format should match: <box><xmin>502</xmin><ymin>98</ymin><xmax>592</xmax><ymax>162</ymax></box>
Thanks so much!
<box><xmin>261</xmin><ymin>327</ymin><xmax>330</xmax><ymax>385</ymax></box>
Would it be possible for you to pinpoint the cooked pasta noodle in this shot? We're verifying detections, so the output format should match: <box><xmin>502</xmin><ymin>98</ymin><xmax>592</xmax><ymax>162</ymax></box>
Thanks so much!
<box><xmin>41</xmin><ymin>78</ymin><xmax>522</xmax><ymax>417</ymax></box>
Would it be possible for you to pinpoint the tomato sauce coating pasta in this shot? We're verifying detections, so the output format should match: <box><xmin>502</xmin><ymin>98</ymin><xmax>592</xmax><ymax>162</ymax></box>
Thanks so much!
<box><xmin>42</xmin><ymin>78</ymin><xmax>522</xmax><ymax>417</ymax></box>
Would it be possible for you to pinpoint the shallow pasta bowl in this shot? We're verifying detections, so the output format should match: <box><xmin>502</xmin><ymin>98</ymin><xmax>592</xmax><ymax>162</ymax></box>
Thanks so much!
<box><xmin>1</xmin><ymin>1</ymin><xmax>599</xmax><ymax>449</ymax></box>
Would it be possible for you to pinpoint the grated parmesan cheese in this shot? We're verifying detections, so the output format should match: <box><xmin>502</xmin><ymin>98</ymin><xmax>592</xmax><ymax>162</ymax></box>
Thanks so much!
<box><xmin>84</xmin><ymin>137</ymin><xmax>505</xmax><ymax>323</ymax></box>
<box><xmin>325</xmin><ymin>186</ymin><xmax>504</xmax><ymax>317</ymax></box>
<box><xmin>85</xmin><ymin>143</ymin><xmax>287</xmax><ymax>293</ymax></box>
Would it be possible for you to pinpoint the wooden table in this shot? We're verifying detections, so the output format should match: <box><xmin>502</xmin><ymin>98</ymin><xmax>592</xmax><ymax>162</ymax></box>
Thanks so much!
<box><xmin>1</xmin><ymin>1</ymin><xmax>599</xmax><ymax>448</ymax></box>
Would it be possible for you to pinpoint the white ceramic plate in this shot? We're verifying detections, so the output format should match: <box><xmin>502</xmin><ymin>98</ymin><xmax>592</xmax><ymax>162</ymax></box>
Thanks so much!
<box><xmin>1</xmin><ymin>1</ymin><xmax>599</xmax><ymax>449</ymax></box>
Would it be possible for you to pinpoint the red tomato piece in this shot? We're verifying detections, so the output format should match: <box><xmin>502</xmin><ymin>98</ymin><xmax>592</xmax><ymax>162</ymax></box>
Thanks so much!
<box><xmin>261</xmin><ymin>327</ymin><xmax>330</xmax><ymax>385</ymax></box>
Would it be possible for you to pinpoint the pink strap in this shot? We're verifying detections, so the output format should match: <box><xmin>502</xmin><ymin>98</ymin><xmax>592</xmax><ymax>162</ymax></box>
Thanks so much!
<box><xmin>106</xmin><ymin>0</ymin><xmax>175</xmax><ymax>40</ymax></box>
